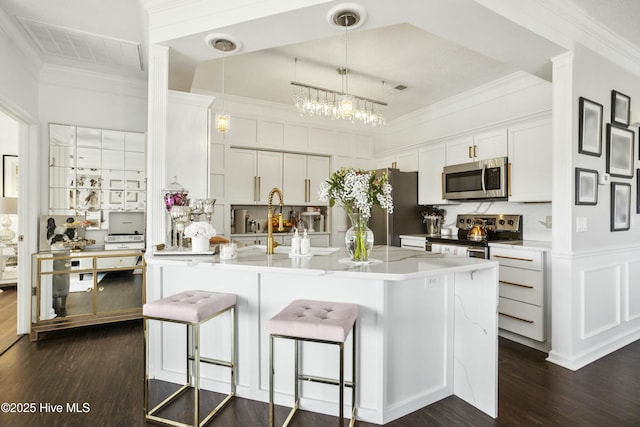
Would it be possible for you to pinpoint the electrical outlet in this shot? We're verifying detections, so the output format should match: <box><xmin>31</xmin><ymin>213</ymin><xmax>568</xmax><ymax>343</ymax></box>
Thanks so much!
<box><xmin>545</xmin><ymin>216</ymin><xmax>552</xmax><ymax>229</ymax></box>
<box><xmin>576</xmin><ymin>217</ymin><xmax>588</xmax><ymax>232</ymax></box>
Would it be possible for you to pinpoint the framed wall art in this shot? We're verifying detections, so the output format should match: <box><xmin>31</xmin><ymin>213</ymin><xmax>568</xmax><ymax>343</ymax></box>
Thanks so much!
<box><xmin>606</xmin><ymin>124</ymin><xmax>634</xmax><ymax>178</ymax></box>
<box><xmin>637</xmin><ymin>170</ymin><xmax>640</xmax><ymax>214</ymax></box>
<box><xmin>575</xmin><ymin>168</ymin><xmax>598</xmax><ymax>205</ymax></box>
<box><xmin>611</xmin><ymin>90</ymin><xmax>630</xmax><ymax>127</ymax></box>
<box><xmin>3</xmin><ymin>154</ymin><xmax>18</xmax><ymax>197</ymax></box>
<box><xmin>611</xmin><ymin>182</ymin><xmax>631</xmax><ymax>231</ymax></box>
<box><xmin>578</xmin><ymin>97</ymin><xmax>603</xmax><ymax>156</ymax></box>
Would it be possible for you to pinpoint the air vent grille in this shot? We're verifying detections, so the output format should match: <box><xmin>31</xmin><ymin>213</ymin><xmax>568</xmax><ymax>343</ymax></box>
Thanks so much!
<box><xmin>18</xmin><ymin>17</ymin><xmax>142</xmax><ymax>72</ymax></box>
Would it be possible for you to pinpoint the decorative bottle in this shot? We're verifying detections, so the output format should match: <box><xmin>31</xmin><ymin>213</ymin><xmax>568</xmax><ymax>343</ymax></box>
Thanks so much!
<box><xmin>290</xmin><ymin>228</ymin><xmax>301</xmax><ymax>255</ymax></box>
<box><xmin>300</xmin><ymin>229</ymin><xmax>310</xmax><ymax>255</ymax></box>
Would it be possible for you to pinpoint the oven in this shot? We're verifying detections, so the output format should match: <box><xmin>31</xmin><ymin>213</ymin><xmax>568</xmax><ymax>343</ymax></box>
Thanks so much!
<box><xmin>426</xmin><ymin>240</ymin><xmax>489</xmax><ymax>259</ymax></box>
<box><xmin>425</xmin><ymin>214</ymin><xmax>522</xmax><ymax>259</ymax></box>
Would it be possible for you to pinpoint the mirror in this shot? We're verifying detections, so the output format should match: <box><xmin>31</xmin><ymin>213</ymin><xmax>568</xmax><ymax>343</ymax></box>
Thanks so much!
<box><xmin>48</xmin><ymin>124</ymin><xmax>146</xmax><ymax>230</ymax></box>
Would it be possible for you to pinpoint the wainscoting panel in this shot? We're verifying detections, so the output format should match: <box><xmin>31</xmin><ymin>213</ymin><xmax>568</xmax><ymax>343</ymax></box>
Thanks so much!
<box><xmin>625</xmin><ymin>260</ymin><xmax>640</xmax><ymax>321</ymax></box>
<box><xmin>580</xmin><ymin>265</ymin><xmax>621</xmax><ymax>339</ymax></box>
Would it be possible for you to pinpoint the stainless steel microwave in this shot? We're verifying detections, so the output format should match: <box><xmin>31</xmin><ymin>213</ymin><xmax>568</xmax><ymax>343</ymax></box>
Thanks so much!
<box><xmin>442</xmin><ymin>157</ymin><xmax>508</xmax><ymax>200</ymax></box>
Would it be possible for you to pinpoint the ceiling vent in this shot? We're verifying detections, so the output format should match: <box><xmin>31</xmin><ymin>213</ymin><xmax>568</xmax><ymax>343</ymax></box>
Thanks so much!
<box><xmin>17</xmin><ymin>17</ymin><xmax>143</xmax><ymax>72</ymax></box>
<box><xmin>386</xmin><ymin>84</ymin><xmax>408</xmax><ymax>95</ymax></box>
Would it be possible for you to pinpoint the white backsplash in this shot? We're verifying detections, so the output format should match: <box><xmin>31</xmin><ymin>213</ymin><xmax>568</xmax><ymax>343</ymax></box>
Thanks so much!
<box><xmin>430</xmin><ymin>201</ymin><xmax>552</xmax><ymax>242</ymax></box>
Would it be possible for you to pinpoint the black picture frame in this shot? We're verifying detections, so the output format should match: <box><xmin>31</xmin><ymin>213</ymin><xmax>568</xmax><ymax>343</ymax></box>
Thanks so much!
<box><xmin>606</xmin><ymin>124</ymin><xmax>635</xmax><ymax>178</ymax></box>
<box><xmin>611</xmin><ymin>182</ymin><xmax>631</xmax><ymax>231</ymax></box>
<box><xmin>611</xmin><ymin>90</ymin><xmax>631</xmax><ymax>127</ymax></box>
<box><xmin>637</xmin><ymin>170</ymin><xmax>640</xmax><ymax>214</ymax></box>
<box><xmin>575</xmin><ymin>168</ymin><xmax>598</xmax><ymax>205</ymax></box>
<box><xmin>578</xmin><ymin>97</ymin><xmax>603</xmax><ymax>156</ymax></box>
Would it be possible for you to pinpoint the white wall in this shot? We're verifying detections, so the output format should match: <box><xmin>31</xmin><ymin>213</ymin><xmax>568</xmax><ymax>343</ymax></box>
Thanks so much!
<box><xmin>548</xmin><ymin>45</ymin><xmax>640</xmax><ymax>371</ymax></box>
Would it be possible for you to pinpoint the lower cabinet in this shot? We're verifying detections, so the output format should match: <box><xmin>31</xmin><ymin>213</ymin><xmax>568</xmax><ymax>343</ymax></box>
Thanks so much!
<box><xmin>490</xmin><ymin>245</ymin><xmax>549</xmax><ymax>346</ymax></box>
<box><xmin>31</xmin><ymin>249</ymin><xmax>145</xmax><ymax>341</ymax></box>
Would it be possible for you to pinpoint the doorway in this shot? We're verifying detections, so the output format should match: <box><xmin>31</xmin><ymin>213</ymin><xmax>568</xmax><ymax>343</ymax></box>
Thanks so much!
<box><xmin>0</xmin><ymin>110</ymin><xmax>19</xmax><ymax>354</ymax></box>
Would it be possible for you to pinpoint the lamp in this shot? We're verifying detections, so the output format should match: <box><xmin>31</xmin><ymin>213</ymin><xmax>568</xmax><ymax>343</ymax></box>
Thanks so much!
<box><xmin>211</xmin><ymin>38</ymin><xmax>236</xmax><ymax>133</ymax></box>
<box><xmin>0</xmin><ymin>197</ymin><xmax>17</xmax><ymax>243</ymax></box>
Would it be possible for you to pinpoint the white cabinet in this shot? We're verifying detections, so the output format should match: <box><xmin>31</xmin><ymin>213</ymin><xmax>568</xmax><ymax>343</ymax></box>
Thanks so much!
<box><xmin>418</xmin><ymin>142</ymin><xmax>450</xmax><ymax>205</ymax></box>
<box><xmin>446</xmin><ymin>129</ymin><xmax>507</xmax><ymax>165</ymax></box>
<box><xmin>227</xmin><ymin>148</ymin><xmax>282</xmax><ymax>203</ymax></box>
<box><xmin>491</xmin><ymin>246</ymin><xmax>549</xmax><ymax>345</ymax></box>
<box><xmin>283</xmin><ymin>153</ymin><xmax>330</xmax><ymax>205</ymax></box>
<box><xmin>508</xmin><ymin>118</ymin><xmax>552</xmax><ymax>202</ymax></box>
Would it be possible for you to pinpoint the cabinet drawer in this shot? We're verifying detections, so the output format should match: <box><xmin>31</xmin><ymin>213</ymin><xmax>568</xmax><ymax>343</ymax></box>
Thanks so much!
<box><xmin>491</xmin><ymin>248</ymin><xmax>542</xmax><ymax>270</ymax></box>
<box><xmin>499</xmin><ymin>266</ymin><xmax>543</xmax><ymax>306</ymax></box>
<box><xmin>96</xmin><ymin>256</ymin><xmax>139</xmax><ymax>269</ymax></box>
<box><xmin>400</xmin><ymin>237</ymin><xmax>426</xmax><ymax>251</ymax></box>
<box><xmin>498</xmin><ymin>297</ymin><xmax>544</xmax><ymax>341</ymax></box>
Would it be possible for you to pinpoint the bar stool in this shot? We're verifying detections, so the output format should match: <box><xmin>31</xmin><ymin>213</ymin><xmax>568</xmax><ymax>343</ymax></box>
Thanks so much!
<box><xmin>143</xmin><ymin>290</ymin><xmax>236</xmax><ymax>427</ymax></box>
<box><xmin>268</xmin><ymin>299</ymin><xmax>358</xmax><ymax>427</ymax></box>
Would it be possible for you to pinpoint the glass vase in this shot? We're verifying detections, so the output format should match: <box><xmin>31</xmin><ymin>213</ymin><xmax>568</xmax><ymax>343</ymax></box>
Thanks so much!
<box><xmin>345</xmin><ymin>211</ymin><xmax>374</xmax><ymax>262</ymax></box>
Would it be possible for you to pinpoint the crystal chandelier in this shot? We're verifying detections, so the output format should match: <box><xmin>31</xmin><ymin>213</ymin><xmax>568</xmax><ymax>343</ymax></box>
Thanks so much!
<box><xmin>291</xmin><ymin>10</ymin><xmax>387</xmax><ymax>127</ymax></box>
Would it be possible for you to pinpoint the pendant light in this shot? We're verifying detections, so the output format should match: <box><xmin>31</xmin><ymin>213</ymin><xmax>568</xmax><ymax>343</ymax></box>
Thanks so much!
<box><xmin>337</xmin><ymin>12</ymin><xmax>356</xmax><ymax>120</ymax></box>
<box><xmin>211</xmin><ymin>38</ymin><xmax>236</xmax><ymax>133</ymax></box>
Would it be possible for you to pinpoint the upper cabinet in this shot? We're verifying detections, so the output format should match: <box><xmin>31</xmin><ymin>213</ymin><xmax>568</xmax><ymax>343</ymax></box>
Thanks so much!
<box><xmin>418</xmin><ymin>142</ymin><xmax>447</xmax><ymax>205</ymax></box>
<box><xmin>283</xmin><ymin>153</ymin><xmax>330</xmax><ymax>205</ymax></box>
<box><xmin>226</xmin><ymin>148</ymin><xmax>283</xmax><ymax>204</ymax></box>
<box><xmin>446</xmin><ymin>129</ymin><xmax>507</xmax><ymax>165</ymax></box>
<box><xmin>48</xmin><ymin>124</ymin><xmax>146</xmax><ymax>230</ymax></box>
<box><xmin>508</xmin><ymin>117</ymin><xmax>552</xmax><ymax>202</ymax></box>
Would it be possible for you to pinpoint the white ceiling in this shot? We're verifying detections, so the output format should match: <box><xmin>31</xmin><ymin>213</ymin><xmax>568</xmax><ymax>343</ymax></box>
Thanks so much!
<box><xmin>1</xmin><ymin>0</ymin><xmax>639</xmax><ymax>121</ymax></box>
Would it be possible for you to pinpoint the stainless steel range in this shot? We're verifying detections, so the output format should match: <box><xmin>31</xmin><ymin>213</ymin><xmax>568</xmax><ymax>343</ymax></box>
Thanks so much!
<box><xmin>426</xmin><ymin>214</ymin><xmax>522</xmax><ymax>259</ymax></box>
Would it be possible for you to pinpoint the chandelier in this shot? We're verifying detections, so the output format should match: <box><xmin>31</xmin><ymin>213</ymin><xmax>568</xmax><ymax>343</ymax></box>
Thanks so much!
<box><xmin>291</xmin><ymin>9</ymin><xmax>386</xmax><ymax>127</ymax></box>
<box><xmin>209</xmin><ymin>37</ymin><xmax>237</xmax><ymax>133</ymax></box>
<box><xmin>291</xmin><ymin>79</ymin><xmax>386</xmax><ymax>127</ymax></box>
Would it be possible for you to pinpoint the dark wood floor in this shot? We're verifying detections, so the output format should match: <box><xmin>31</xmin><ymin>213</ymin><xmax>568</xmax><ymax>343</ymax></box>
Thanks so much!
<box><xmin>0</xmin><ymin>286</ymin><xmax>18</xmax><ymax>355</ymax></box>
<box><xmin>1</xmin><ymin>320</ymin><xmax>639</xmax><ymax>426</ymax></box>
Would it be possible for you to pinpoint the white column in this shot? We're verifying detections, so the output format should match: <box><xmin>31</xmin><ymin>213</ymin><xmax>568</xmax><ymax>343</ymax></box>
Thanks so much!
<box><xmin>146</xmin><ymin>45</ymin><xmax>169</xmax><ymax>247</ymax></box>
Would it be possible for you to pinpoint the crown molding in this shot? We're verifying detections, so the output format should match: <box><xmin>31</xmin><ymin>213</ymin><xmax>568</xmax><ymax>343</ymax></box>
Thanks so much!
<box><xmin>478</xmin><ymin>0</ymin><xmax>640</xmax><ymax>77</ymax></box>
<box><xmin>0</xmin><ymin>6</ymin><xmax>42</xmax><ymax>75</ymax></box>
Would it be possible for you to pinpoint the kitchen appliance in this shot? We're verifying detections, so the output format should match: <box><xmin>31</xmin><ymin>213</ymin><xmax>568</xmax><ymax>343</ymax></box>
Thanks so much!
<box><xmin>233</xmin><ymin>209</ymin><xmax>248</xmax><ymax>234</ymax></box>
<box><xmin>422</xmin><ymin>215</ymin><xmax>443</xmax><ymax>236</ymax></box>
<box><xmin>426</xmin><ymin>214</ymin><xmax>522</xmax><ymax>259</ymax></box>
<box><xmin>368</xmin><ymin>169</ymin><xmax>424</xmax><ymax>247</ymax></box>
<box><xmin>443</xmin><ymin>157</ymin><xmax>509</xmax><ymax>201</ymax></box>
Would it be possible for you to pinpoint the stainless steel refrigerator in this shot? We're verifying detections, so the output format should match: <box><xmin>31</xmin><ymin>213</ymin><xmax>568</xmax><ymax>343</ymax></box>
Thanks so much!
<box><xmin>368</xmin><ymin>168</ymin><xmax>423</xmax><ymax>246</ymax></box>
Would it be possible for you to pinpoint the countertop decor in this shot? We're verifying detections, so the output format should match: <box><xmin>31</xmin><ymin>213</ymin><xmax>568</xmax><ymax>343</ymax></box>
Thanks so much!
<box><xmin>319</xmin><ymin>167</ymin><xmax>393</xmax><ymax>262</ymax></box>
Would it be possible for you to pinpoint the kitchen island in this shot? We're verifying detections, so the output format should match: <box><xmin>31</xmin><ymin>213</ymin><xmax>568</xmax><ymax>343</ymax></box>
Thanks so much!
<box><xmin>145</xmin><ymin>245</ymin><xmax>499</xmax><ymax>424</ymax></box>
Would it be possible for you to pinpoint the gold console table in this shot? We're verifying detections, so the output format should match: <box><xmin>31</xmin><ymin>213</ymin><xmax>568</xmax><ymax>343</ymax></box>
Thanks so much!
<box><xmin>31</xmin><ymin>249</ymin><xmax>145</xmax><ymax>341</ymax></box>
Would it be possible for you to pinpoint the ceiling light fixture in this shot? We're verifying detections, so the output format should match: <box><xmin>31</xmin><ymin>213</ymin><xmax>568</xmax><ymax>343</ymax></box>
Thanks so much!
<box><xmin>207</xmin><ymin>36</ymin><xmax>240</xmax><ymax>133</ymax></box>
<box><xmin>291</xmin><ymin>7</ymin><xmax>386</xmax><ymax>127</ymax></box>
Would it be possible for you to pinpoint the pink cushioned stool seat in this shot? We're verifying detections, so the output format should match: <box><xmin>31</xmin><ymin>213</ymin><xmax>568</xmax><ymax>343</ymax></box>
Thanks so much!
<box><xmin>267</xmin><ymin>299</ymin><xmax>358</xmax><ymax>343</ymax></box>
<box><xmin>143</xmin><ymin>290</ymin><xmax>236</xmax><ymax>324</ymax></box>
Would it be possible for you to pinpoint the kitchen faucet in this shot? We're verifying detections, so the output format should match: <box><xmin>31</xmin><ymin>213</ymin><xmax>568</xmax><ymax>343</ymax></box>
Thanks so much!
<box><xmin>267</xmin><ymin>188</ymin><xmax>284</xmax><ymax>254</ymax></box>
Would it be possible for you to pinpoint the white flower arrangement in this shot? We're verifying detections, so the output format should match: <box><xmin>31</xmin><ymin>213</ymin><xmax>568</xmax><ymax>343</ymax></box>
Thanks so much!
<box><xmin>318</xmin><ymin>167</ymin><xmax>393</xmax><ymax>218</ymax></box>
<box><xmin>184</xmin><ymin>221</ymin><xmax>216</xmax><ymax>239</ymax></box>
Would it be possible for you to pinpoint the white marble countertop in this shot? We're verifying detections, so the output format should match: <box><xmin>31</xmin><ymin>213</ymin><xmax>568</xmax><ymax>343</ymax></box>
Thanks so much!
<box><xmin>146</xmin><ymin>245</ymin><xmax>496</xmax><ymax>281</ymax></box>
<box><xmin>489</xmin><ymin>240</ymin><xmax>552</xmax><ymax>251</ymax></box>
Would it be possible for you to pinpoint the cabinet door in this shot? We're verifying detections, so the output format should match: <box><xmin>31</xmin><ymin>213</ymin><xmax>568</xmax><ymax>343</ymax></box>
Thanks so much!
<box><xmin>418</xmin><ymin>143</ymin><xmax>448</xmax><ymax>205</ymax></box>
<box><xmin>508</xmin><ymin>119</ymin><xmax>552</xmax><ymax>202</ymax></box>
<box><xmin>227</xmin><ymin>148</ymin><xmax>258</xmax><ymax>203</ymax></box>
<box><xmin>474</xmin><ymin>129</ymin><xmax>507</xmax><ymax>161</ymax></box>
<box><xmin>306</xmin><ymin>155</ymin><xmax>330</xmax><ymax>205</ymax></box>
<box><xmin>256</xmin><ymin>151</ymin><xmax>282</xmax><ymax>203</ymax></box>
<box><xmin>283</xmin><ymin>153</ymin><xmax>307</xmax><ymax>205</ymax></box>
<box><xmin>445</xmin><ymin>136</ymin><xmax>475</xmax><ymax>165</ymax></box>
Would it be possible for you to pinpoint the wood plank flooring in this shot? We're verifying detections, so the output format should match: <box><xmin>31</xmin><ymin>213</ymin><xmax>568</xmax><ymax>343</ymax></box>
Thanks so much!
<box><xmin>0</xmin><ymin>320</ymin><xmax>639</xmax><ymax>426</ymax></box>
<box><xmin>0</xmin><ymin>286</ymin><xmax>18</xmax><ymax>355</ymax></box>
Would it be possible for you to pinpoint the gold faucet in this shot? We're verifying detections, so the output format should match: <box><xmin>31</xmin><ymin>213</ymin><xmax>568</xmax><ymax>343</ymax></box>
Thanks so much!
<box><xmin>267</xmin><ymin>188</ymin><xmax>284</xmax><ymax>254</ymax></box>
